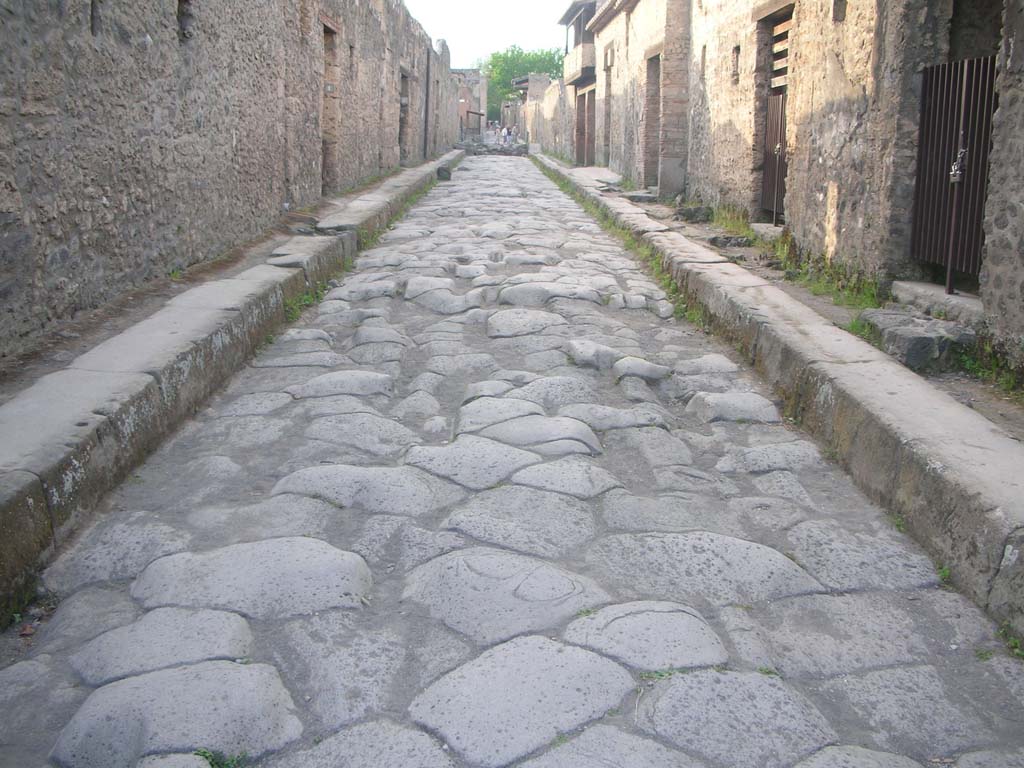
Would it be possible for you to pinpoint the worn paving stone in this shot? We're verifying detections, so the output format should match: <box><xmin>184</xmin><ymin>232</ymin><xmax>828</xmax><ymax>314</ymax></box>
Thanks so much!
<box><xmin>285</xmin><ymin>370</ymin><xmax>394</xmax><ymax>398</ymax></box>
<box><xmin>673</xmin><ymin>354</ymin><xmax>740</xmax><ymax>375</ymax></box>
<box><xmin>131</xmin><ymin>537</ymin><xmax>372</xmax><ymax>619</ymax></box>
<box><xmin>587</xmin><ymin>532</ymin><xmax>822</xmax><ymax>607</ymax></box>
<box><xmin>35</xmin><ymin>586</ymin><xmax>140</xmax><ymax>654</ymax></box>
<box><xmin>43</xmin><ymin>512</ymin><xmax>191</xmax><ymax>595</ymax></box>
<box><xmin>563</xmin><ymin>601</ymin><xmax>726</xmax><ymax>671</ymax></box>
<box><xmin>136</xmin><ymin>756</ymin><xmax>211</xmax><ymax>768</ymax></box>
<box><xmin>274</xmin><ymin>612</ymin><xmax>405</xmax><ymax>729</ymax></box>
<box><xmin>477</xmin><ymin>414</ymin><xmax>602</xmax><ymax>454</ymax></box>
<box><xmin>612</xmin><ymin>356</ymin><xmax>673</xmax><ymax>382</ymax></box>
<box><xmin>600</xmin><ymin>489</ymin><xmax>738</xmax><ymax>534</ymax></box>
<box><xmin>748</xmin><ymin>593</ymin><xmax>932</xmax><ymax>677</ymax></box>
<box><xmin>409</xmin><ymin>636</ymin><xmax>633</xmax><ymax>768</ymax></box>
<box><xmin>51</xmin><ymin>661</ymin><xmax>303</xmax><ymax>768</ymax></box>
<box><xmin>272</xmin><ymin>464</ymin><xmax>466</xmax><ymax>515</ymax></box>
<box><xmin>606</xmin><ymin>426</ymin><xmax>692</xmax><ymax>466</ymax></box>
<box><xmin>267</xmin><ymin>720</ymin><xmax>455</xmax><ymax>768</ymax></box>
<box><xmin>456</xmin><ymin>396</ymin><xmax>544</xmax><ymax>433</ymax></box>
<box><xmin>403</xmin><ymin>547</ymin><xmax>610</xmax><ymax>644</ymax></box>
<box><xmin>785</xmin><ymin>519</ymin><xmax>938</xmax><ymax>590</ymax></box>
<box><xmin>794</xmin><ymin>747</ymin><xmax>925</xmax><ymax>767</ymax></box>
<box><xmin>813</xmin><ymin>665</ymin><xmax>992</xmax><ymax>757</ymax></box>
<box><xmin>506</xmin><ymin>375</ymin><xmax>599</xmax><ymax>409</ymax></box>
<box><xmin>955</xmin><ymin>750</ymin><xmax>1024</xmax><ymax>767</ymax></box>
<box><xmin>685</xmin><ymin>392</ymin><xmax>780</xmax><ymax>423</ymax></box>
<box><xmin>442</xmin><ymin>485</ymin><xmax>596</xmax><ymax>558</ymax></box>
<box><xmin>716</xmin><ymin>441</ymin><xmax>823</xmax><ymax>473</ymax></box>
<box><xmin>558</xmin><ymin>402</ymin><xmax>669</xmax><ymax>431</ymax></box>
<box><xmin>70</xmin><ymin>607</ymin><xmax>253</xmax><ymax>685</ymax></box>
<box><xmin>304</xmin><ymin>412</ymin><xmax>420</xmax><ymax>456</ymax></box>
<box><xmin>565</xmin><ymin>339</ymin><xmax>624</xmax><ymax>369</ymax></box>
<box><xmin>405</xmin><ymin>435</ymin><xmax>542</xmax><ymax>490</ymax></box>
<box><xmin>638</xmin><ymin>669</ymin><xmax>836</xmax><ymax>768</ymax></box>
<box><xmin>511</xmin><ymin>455</ymin><xmax>623</xmax><ymax>498</ymax></box>
<box><xmin>520</xmin><ymin>724</ymin><xmax>703</xmax><ymax>768</ymax></box>
<box><xmin>486</xmin><ymin>308</ymin><xmax>568</xmax><ymax>338</ymax></box>
<box><xmin>0</xmin><ymin>655</ymin><xmax>89</xmax><ymax>767</ymax></box>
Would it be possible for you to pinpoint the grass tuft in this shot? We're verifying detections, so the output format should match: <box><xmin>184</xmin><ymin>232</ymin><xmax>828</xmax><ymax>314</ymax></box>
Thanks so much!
<box><xmin>194</xmin><ymin>749</ymin><xmax>248</xmax><ymax>768</ymax></box>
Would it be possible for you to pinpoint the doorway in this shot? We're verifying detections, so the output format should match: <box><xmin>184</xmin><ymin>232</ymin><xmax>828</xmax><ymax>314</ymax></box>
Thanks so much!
<box><xmin>644</xmin><ymin>55</ymin><xmax>661</xmax><ymax>188</ymax></box>
<box><xmin>758</xmin><ymin>10</ymin><xmax>791</xmax><ymax>223</ymax></box>
<box><xmin>321</xmin><ymin>24</ymin><xmax>341</xmax><ymax>194</ymax></box>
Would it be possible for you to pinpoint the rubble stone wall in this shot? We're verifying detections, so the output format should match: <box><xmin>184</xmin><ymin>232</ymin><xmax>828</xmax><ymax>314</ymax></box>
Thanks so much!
<box><xmin>524</xmin><ymin>76</ymin><xmax>575</xmax><ymax>164</ymax></box>
<box><xmin>0</xmin><ymin>0</ymin><xmax>459</xmax><ymax>359</ymax></box>
<box><xmin>981</xmin><ymin>2</ymin><xmax>1024</xmax><ymax>367</ymax></box>
<box><xmin>593</xmin><ymin>0</ymin><xmax>669</xmax><ymax>189</ymax></box>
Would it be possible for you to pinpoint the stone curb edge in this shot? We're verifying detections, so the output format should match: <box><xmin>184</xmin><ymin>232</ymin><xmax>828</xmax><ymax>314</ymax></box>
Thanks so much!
<box><xmin>533</xmin><ymin>153</ymin><xmax>1024</xmax><ymax>634</ymax></box>
<box><xmin>0</xmin><ymin>150</ymin><xmax>464</xmax><ymax>625</ymax></box>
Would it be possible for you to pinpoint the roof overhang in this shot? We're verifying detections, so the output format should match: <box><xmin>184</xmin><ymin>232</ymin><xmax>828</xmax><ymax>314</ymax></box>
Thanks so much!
<box><xmin>559</xmin><ymin>1</ymin><xmax>596</xmax><ymax>26</ymax></box>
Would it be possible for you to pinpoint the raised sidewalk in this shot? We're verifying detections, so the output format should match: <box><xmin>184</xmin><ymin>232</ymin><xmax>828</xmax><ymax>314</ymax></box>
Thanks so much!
<box><xmin>0</xmin><ymin>150</ymin><xmax>463</xmax><ymax>622</ymax></box>
<box><xmin>535</xmin><ymin>153</ymin><xmax>1024</xmax><ymax>635</ymax></box>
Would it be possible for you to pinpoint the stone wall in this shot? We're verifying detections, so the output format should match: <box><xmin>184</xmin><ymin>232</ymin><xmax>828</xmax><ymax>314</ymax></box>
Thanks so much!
<box><xmin>592</xmin><ymin>0</ymin><xmax>670</xmax><ymax>190</ymax></box>
<box><xmin>0</xmin><ymin>0</ymin><xmax>460</xmax><ymax>359</ymax></box>
<box><xmin>981</xmin><ymin>2</ymin><xmax>1024</xmax><ymax>368</ymax></box>
<box><xmin>524</xmin><ymin>76</ymin><xmax>575</xmax><ymax>163</ymax></box>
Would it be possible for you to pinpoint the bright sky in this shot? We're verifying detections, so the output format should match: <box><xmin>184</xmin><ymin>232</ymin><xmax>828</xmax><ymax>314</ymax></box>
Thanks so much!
<box><xmin>403</xmin><ymin>0</ymin><xmax>567</xmax><ymax>69</ymax></box>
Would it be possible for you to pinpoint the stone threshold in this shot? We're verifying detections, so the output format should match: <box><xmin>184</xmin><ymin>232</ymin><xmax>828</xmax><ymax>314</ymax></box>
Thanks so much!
<box><xmin>891</xmin><ymin>280</ymin><xmax>985</xmax><ymax>329</ymax></box>
<box><xmin>534</xmin><ymin>152</ymin><xmax>1024</xmax><ymax>635</ymax></box>
<box><xmin>0</xmin><ymin>150</ymin><xmax>465</xmax><ymax>624</ymax></box>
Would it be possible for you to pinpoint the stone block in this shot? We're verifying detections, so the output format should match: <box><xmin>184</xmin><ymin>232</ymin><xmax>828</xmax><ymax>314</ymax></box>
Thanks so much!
<box><xmin>0</xmin><ymin>471</ymin><xmax>52</xmax><ymax>625</ymax></box>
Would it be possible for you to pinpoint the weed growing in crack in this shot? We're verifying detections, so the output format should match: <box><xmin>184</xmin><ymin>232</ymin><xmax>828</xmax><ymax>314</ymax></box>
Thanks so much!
<box><xmin>194</xmin><ymin>749</ymin><xmax>248</xmax><ymax>768</ymax></box>
<box><xmin>998</xmin><ymin>623</ymin><xmax>1024</xmax><ymax>660</ymax></box>
<box><xmin>284</xmin><ymin>282</ymin><xmax>327</xmax><ymax>322</ymax></box>
<box><xmin>757</xmin><ymin>666</ymin><xmax>780</xmax><ymax>676</ymax></box>
<box><xmin>975</xmin><ymin>648</ymin><xmax>994</xmax><ymax>662</ymax></box>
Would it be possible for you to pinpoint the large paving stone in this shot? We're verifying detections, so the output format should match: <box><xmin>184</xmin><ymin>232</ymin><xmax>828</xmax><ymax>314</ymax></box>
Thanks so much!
<box><xmin>274</xmin><ymin>612</ymin><xmax>405</xmax><ymax>729</ymax></box>
<box><xmin>456</xmin><ymin>396</ymin><xmax>544</xmax><ymax>433</ymax></box>
<box><xmin>442</xmin><ymin>485</ymin><xmax>596</xmax><ymax>558</ymax></box>
<box><xmin>638</xmin><ymin>669</ymin><xmax>835</xmax><ymax>768</ymax></box>
<box><xmin>685</xmin><ymin>392</ymin><xmax>781</xmax><ymax>423</ymax></box>
<box><xmin>486</xmin><ymin>308</ymin><xmax>568</xmax><ymax>338</ymax></box>
<box><xmin>785</xmin><ymin>520</ymin><xmax>938</xmax><ymax>590</ymax></box>
<box><xmin>267</xmin><ymin>720</ymin><xmax>455</xmax><ymax>768</ymax></box>
<box><xmin>565</xmin><ymin>339</ymin><xmax>625</xmax><ymax>370</ymax></box>
<box><xmin>955</xmin><ymin>750</ymin><xmax>1024</xmax><ymax>768</ymax></box>
<box><xmin>673</xmin><ymin>354</ymin><xmax>739</xmax><ymax>375</ymax></box>
<box><xmin>612</xmin><ymin>356</ymin><xmax>673</xmax><ymax>382</ymax></box>
<box><xmin>606</xmin><ymin>426</ymin><xmax>692</xmax><ymax>466</ymax></box>
<box><xmin>136</xmin><ymin>756</ymin><xmax>210</xmax><ymax>768</ymax></box>
<box><xmin>716</xmin><ymin>441</ymin><xmax>822</xmax><ymax>473</ymax></box>
<box><xmin>794</xmin><ymin>747</ymin><xmax>924</xmax><ymax>768</ymax></box>
<box><xmin>70</xmin><ymin>607</ymin><xmax>253</xmax><ymax>685</ymax></box>
<box><xmin>51</xmin><ymin>661</ymin><xmax>303</xmax><ymax>768</ymax></box>
<box><xmin>478</xmin><ymin>414</ymin><xmax>602</xmax><ymax>454</ymax></box>
<box><xmin>304</xmin><ymin>413</ymin><xmax>420</xmax><ymax>457</ymax></box>
<box><xmin>749</xmin><ymin>593</ymin><xmax>929</xmax><ymax>677</ymax></box>
<box><xmin>409</xmin><ymin>636</ymin><xmax>633</xmax><ymax>768</ymax></box>
<box><xmin>285</xmin><ymin>370</ymin><xmax>394</xmax><ymax>398</ymax></box>
<box><xmin>814</xmin><ymin>665</ymin><xmax>991</xmax><ymax>756</ymax></box>
<box><xmin>35</xmin><ymin>586</ymin><xmax>140</xmax><ymax>654</ymax></box>
<box><xmin>43</xmin><ymin>512</ymin><xmax>191</xmax><ymax>594</ymax></box>
<box><xmin>131</xmin><ymin>537</ymin><xmax>372</xmax><ymax>619</ymax></box>
<box><xmin>272</xmin><ymin>464</ymin><xmax>466</xmax><ymax>516</ymax></box>
<box><xmin>587</xmin><ymin>532</ymin><xmax>822</xmax><ymax>607</ymax></box>
<box><xmin>506</xmin><ymin>375</ymin><xmax>599</xmax><ymax>409</ymax></box>
<box><xmin>0</xmin><ymin>655</ymin><xmax>89</xmax><ymax>767</ymax></box>
<box><xmin>520</xmin><ymin>724</ymin><xmax>702</xmax><ymax>768</ymax></box>
<box><xmin>511</xmin><ymin>455</ymin><xmax>623</xmax><ymax>498</ymax></box>
<box><xmin>405</xmin><ymin>435</ymin><xmax>542</xmax><ymax>490</ymax></box>
<box><xmin>403</xmin><ymin>547</ymin><xmax>610</xmax><ymax>644</ymax></box>
<box><xmin>558</xmin><ymin>403</ymin><xmax>669</xmax><ymax>431</ymax></box>
<box><xmin>564</xmin><ymin>601</ymin><xmax>726</xmax><ymax>671</ymax></box>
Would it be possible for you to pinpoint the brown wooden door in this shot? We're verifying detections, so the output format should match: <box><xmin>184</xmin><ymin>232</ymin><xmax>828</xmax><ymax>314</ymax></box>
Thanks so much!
<box><xmin>760</xmin><ymin>92</ymin><xmax>787</xmax><ymax>220</ymax></box>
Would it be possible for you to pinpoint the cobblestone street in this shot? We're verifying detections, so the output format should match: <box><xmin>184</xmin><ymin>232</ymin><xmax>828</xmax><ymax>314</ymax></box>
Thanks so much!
<box><xmin>3</xmin><ymin>157</ymin><xmax>1023</xmax><ymax>768</ymax></box>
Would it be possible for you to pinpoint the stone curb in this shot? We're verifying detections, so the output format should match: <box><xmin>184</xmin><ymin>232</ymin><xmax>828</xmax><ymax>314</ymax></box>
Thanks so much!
<box><xmin>534</xmin><ymin>153</ymin><xmax>1024</xmax><ymax>634</ymax></box>
<box><xmin>0</xmin><ymin>150</ymin><xmax>464</xmax><ymax>624</ymax></box>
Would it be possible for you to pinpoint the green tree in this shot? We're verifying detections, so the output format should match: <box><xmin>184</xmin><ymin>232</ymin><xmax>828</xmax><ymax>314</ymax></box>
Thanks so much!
<box><xmin>481</xmin><ymin>46</ymin><xmax>563</xmax><ymax>121</ymax></box>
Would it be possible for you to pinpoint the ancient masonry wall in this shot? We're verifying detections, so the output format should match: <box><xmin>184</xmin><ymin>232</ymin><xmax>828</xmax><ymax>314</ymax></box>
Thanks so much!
<box><xmin>981</xmin><ymin>3</ymin><xmax>1024</xmax><ymax>368</ymax></box>
<box><xmin>0</xmin><ymin>0</ymin><xmax>460</xmax><ymax>359</ymax></box>
<box><xmin>594</xmin><ymin>0</ymin><xmax>669</xmax><ymax>190</ymax></box>
<box><xmin>525</xmin><ymin>77</ymin><xmax>575</xmax><ymax>164</ymax></box>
